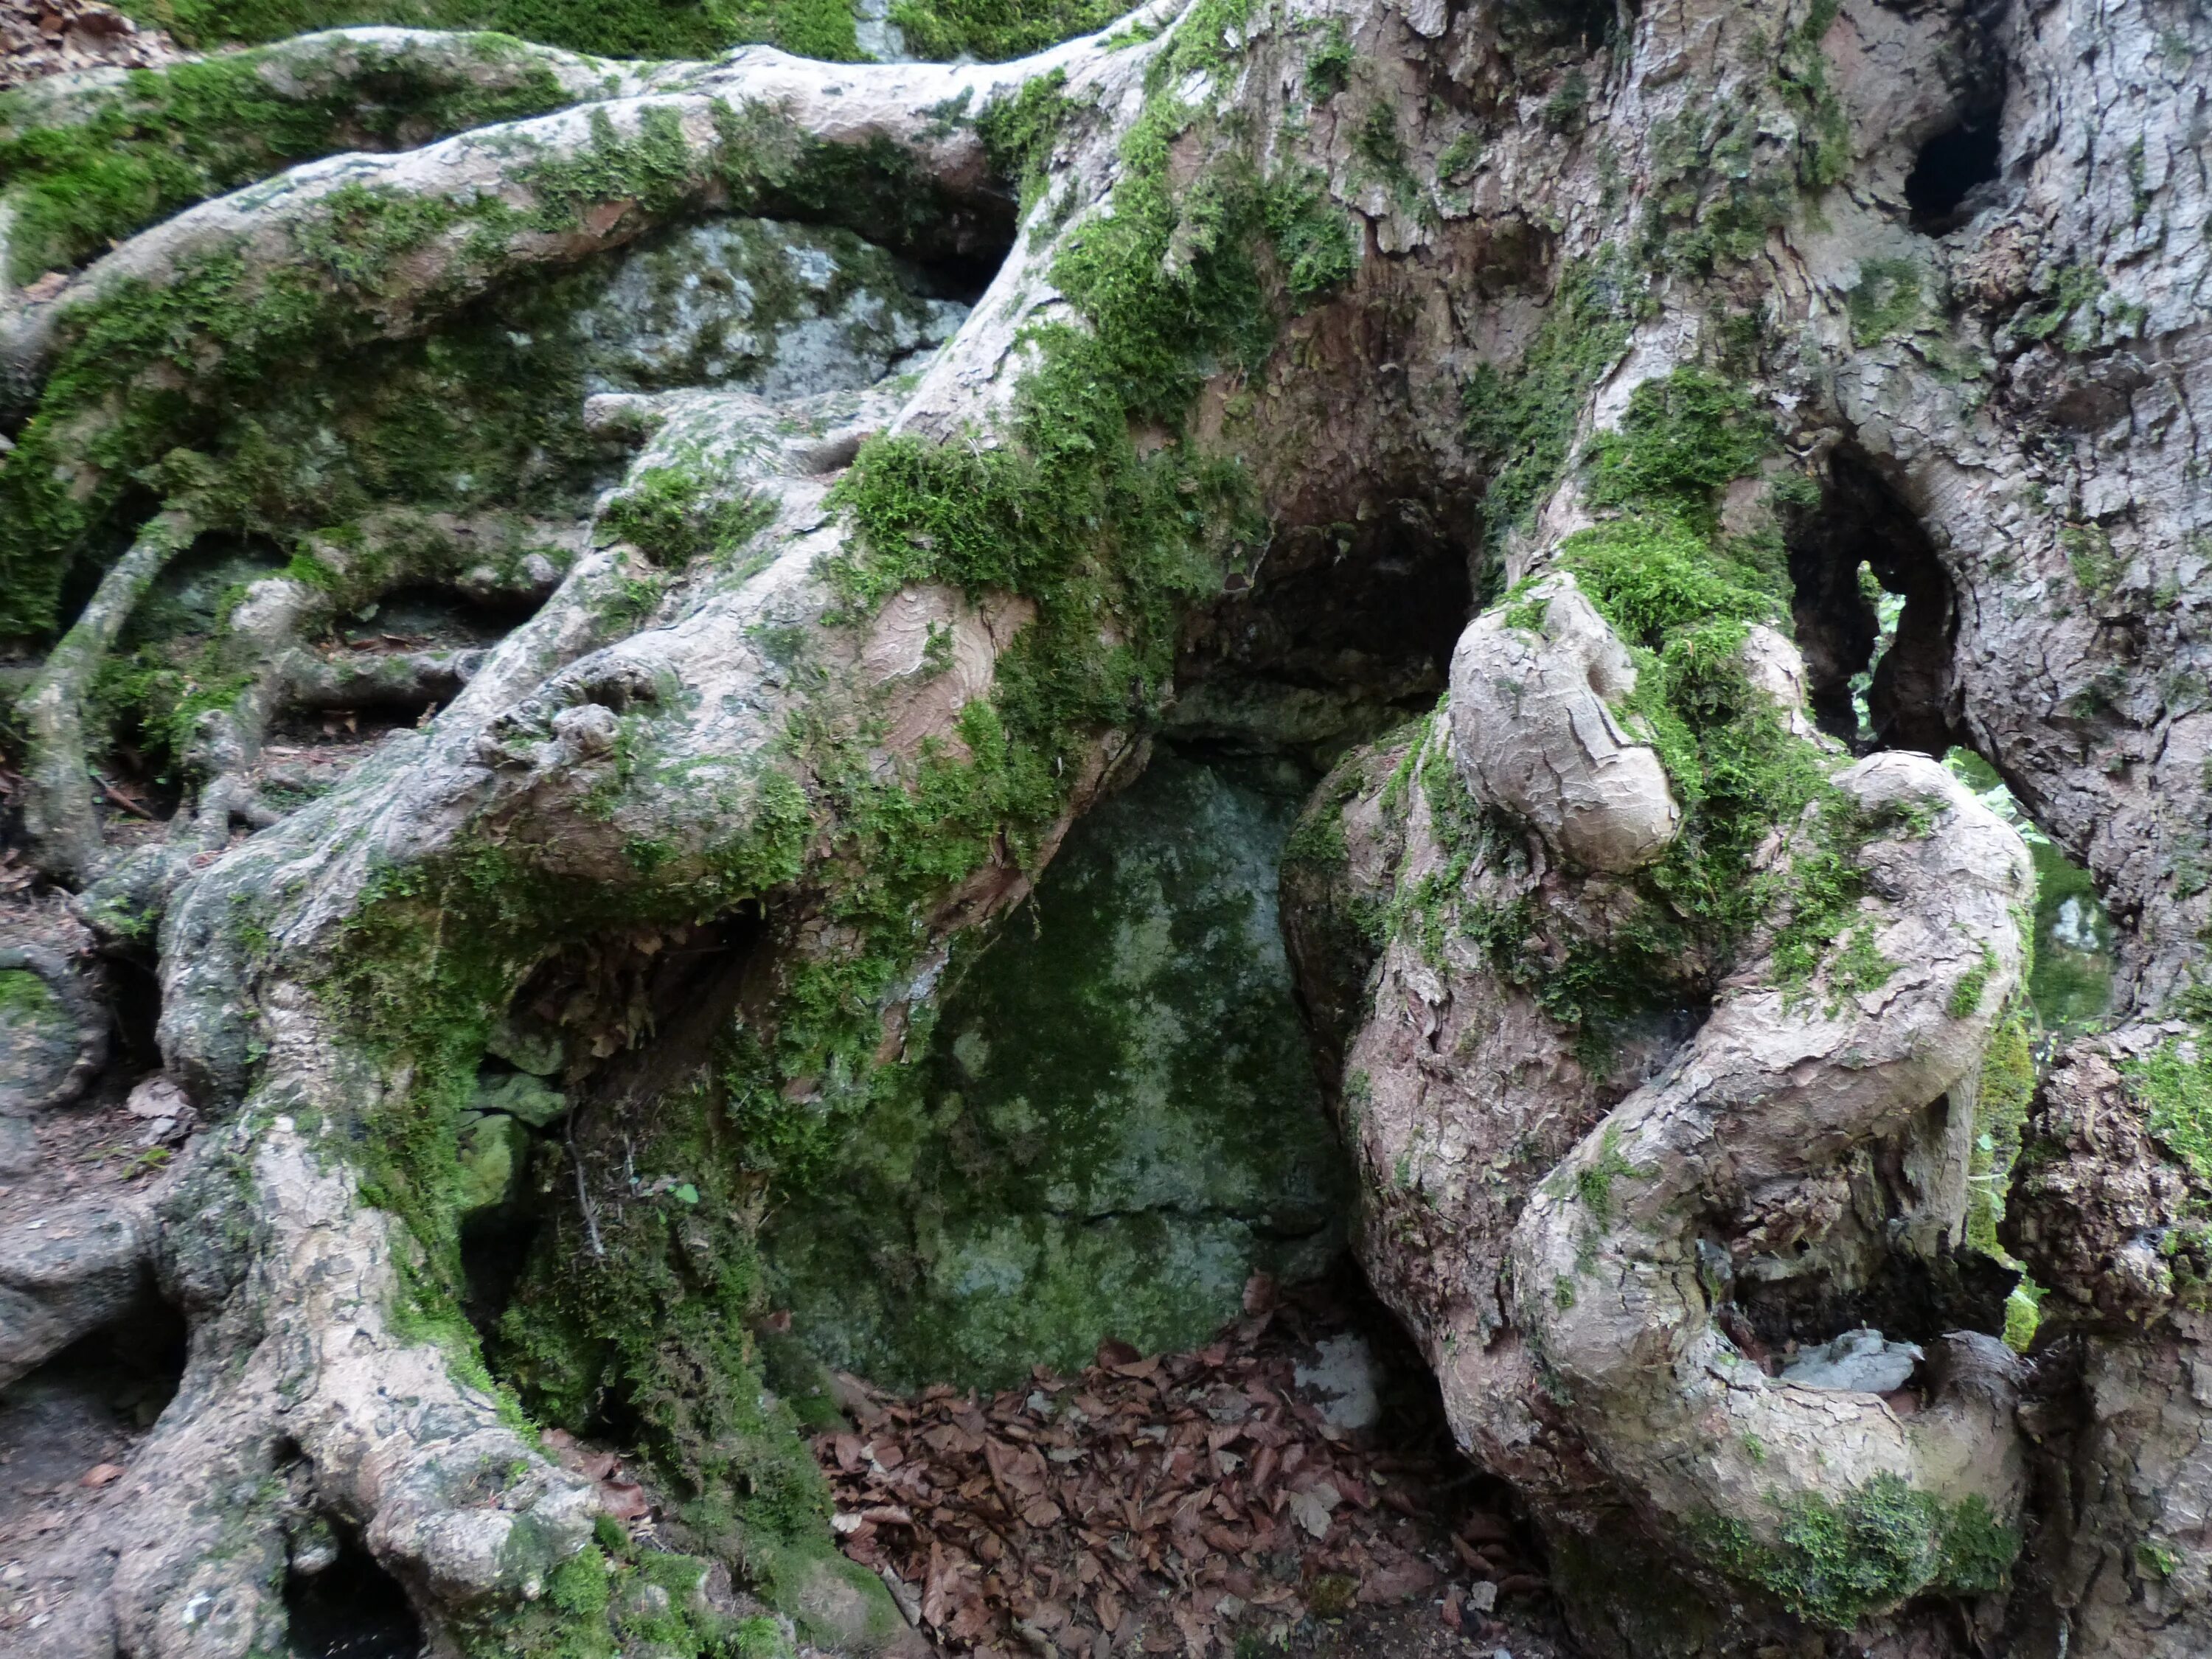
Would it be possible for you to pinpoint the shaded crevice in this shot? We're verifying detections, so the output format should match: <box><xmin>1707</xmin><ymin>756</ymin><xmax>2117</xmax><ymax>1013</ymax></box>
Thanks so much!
<box><xmin>0</xmin><ymin>1305</ymin><xmax>187</xmax><ymax>1537</ymax></box>
<box><xmin>1906</xmin><ymin>117</ymin><xmax>2004</xmax><ymax>235</ymax></box>
<box><xmin>282</xmin><ymin>1520</ymin><xmax>425</xmax><ymax>1659</ymax></box>
<box><xmin>1786</xmin><ymin>448</ymin><xmax>1962</xmax><ymax>756</ymax></box>
<box><xmin>1172</xmin><ymin>513</ymin><xmax>1475</xmax><ymax>761</ymax></box>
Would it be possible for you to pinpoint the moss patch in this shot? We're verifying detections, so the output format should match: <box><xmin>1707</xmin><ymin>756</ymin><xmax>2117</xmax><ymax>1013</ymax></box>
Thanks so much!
<box><xmin>760</xmin><ymin>754</ymin><xmax>1350</xmax><ymax>1388</ymax></box>
<box><xmin>1693</xmin><ymin>1475</ymin><xmax>2020</xmax><ymax>1630</ymax></box>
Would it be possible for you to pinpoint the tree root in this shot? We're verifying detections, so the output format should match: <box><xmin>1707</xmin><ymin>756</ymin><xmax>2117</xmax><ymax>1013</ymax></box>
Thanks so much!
<box><xmin>0</xmin><ymin>26</ymin><xmax>697</xmax><ymax>301</ymax></box>
<box><xmin>15</xmin><ymin>1119</ymin><xmax>596</xmax><ymax>1659</ymax></box>
<box><xmin>0</xmin><ymin>942</ymin><xmax>112</xmax><ymax>1110</ymax></box>
<box><xmin>15</xmin><ymin>508</ymin><xmax>197</xmax><ymax>882</ymax></box>
<box><xmin>1510</xmin><ymin>749</ymin><xmax>2034</xmax><ymax>1603</ymax></box>
<box><xmin>0</xmin><ymin>1192</ymin><xmax>150</xmax><ymax>1385</ymax></box>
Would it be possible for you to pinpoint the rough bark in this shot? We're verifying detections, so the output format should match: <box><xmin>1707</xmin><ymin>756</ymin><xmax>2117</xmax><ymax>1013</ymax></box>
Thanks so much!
<box><xmin>0</xmin><ymin>0</ymin><xmax>2207</xmax><ymax>1655</ymax></box>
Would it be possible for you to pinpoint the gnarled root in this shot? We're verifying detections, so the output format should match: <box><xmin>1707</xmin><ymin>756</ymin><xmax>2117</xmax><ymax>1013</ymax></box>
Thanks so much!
<box><xmin>15</xmin><ymin>509</ymin><xmax>197</xmax><ymax>882</ymax></box>
<box><xmin>13</xmin><ymin>1117</ymin><xmax>595</xmax><ymax>1659</ymax></box>
<box><xmin>1510</xmin><ymin>748</ymin><xmax>2034</xmax><ymax>1613</ymax></box>
<box><xmin>0</xmin><ymin>942</ymin><xmax>112</xmax><ymax>1110</ymax></box>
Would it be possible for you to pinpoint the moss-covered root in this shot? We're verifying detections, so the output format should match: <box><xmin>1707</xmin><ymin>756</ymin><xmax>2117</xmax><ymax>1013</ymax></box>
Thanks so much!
<box><xmin>14</xmin><ymin>508</ymin><xmax>197</xmax><ymax>883</ymax></box>
<box><xmin>13</xmin><ymin>1119</ymin><xmax>597</xmax><ymax>1659</ymax></box>
<box><xmin>0</xmin><ymin>35</ymin><xmax>1082</xmax><ymax>406</ymax></box>
<box><xmin>0</xmin><ymin>37</ymin><xmax>1099</xmax><ymax>634</ymax></box>
<box><xmin>0</xmin><ymin>26</ymin><xmax>684</xmax><ymax>291</ymax></box>
<box><xmin>1510</xmin><ymin>752</ymin><xmax>2037</xmax><ymax>1627</ymax></box>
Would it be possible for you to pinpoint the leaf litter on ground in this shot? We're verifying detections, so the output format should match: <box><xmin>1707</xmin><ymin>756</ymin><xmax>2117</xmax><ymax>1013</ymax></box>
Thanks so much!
<box><xmin>809</xmin><ymin>1275</ymin><xmax>1553</xmax><ymax>1657</ymax></box>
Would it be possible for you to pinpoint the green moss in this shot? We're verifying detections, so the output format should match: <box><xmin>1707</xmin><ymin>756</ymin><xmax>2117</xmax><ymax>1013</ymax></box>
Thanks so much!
<box><xmin>1845</xmin><ymin>257</ymin><xmax>1927</xmax><ymax>347</ymax></box>
<box><xmin>599</xmin><ymin>466</ymin><xmax>774</xmax><ymax>568</ymax></box>
<box><xmin>1966</xmin><ymin>995</ymin><xmax>2037</xmax><ymax>1256</ymax></box>
<box><xmin>974</xmin><ymin>69</ymin><xmax>1078</xmax><ymax>216</ymax></box>
<box><xmin>886</xmin><ymin>0</ymin><xmax>1124</xmax><ymax>61</ymax></box>
<box><xmin>1694</xmin><ymin>1476</ymin><xmax>2020</xmax><ymax>1630</ymax></box>
<box><xmin>1948</xmin><ymin>945</ymin><xmax>1997</xmax><ymax>1020</ymax></box>
<box><xmin>1573</xmin><ymin>1125</ymin><xmax>1638</xmax><ymax>1226</ymax></box>
<box><xmin>1540</xmin><ymin>68</ymin><xmax>1587</xmax><ymax>133</ymax></box>
<box><xmin>1583</xmin><ymin>368</ymin><xmax>1774</xmax><ymax>535</ymax></box>
<box><xmin>1460</xmin><ymin>251</ymin><xmax>1640</xmax><ymax>568</ymax></box>
<box><xmin>0</xmin><ymin>38</ymin><xmax>575</xmax><ymax>285</ymax></box>
<box><xmin>122</xmin><ymin>0</ymin><xmax>861</xmax><ymax>63</ymax></box>
<box><xmin>2002</xmin><ymin>1277</ymin><xmax>2045</xmax><ymax>1353</ymax></box>
<box><xmin>1304</xmin><ymin>19</ymin><xmax>1354</xmax><ymax>100</ymax></box>
<box><xmin>2132</xmin><ymin>1034</ymin><xmax>2212</xmax><ymax>1185</ymax></box>
<box><xmin>1262</xmin><ymin>173</ymin><xmax>1359</xmax><ymax>307</ymax></box>
<box><xmin>0</xmin><ymin>968</ymin><xmax>62</xmax><ymax>1022</ymax></box>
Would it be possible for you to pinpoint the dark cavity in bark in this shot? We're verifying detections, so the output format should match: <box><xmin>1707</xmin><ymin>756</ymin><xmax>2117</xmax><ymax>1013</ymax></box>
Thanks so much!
<box><xmin>282</xmin><ymin>1519</ymin><xmax>425</xmax><ymax>1659</ymax></box>
<box><xmin>1787</xmin><ymin>446</ymin><xmax>1962</xmax><ymax>757</ymax></box>
<box><xmin>1170</xmin><ymin>512</ymin><xmax>1475</xmax><ymax>759</ymax></box>
<box><xmin>1907</xmin><ymin>117</ymin><xmax>2006</xmax><ymax>234</ymax></box>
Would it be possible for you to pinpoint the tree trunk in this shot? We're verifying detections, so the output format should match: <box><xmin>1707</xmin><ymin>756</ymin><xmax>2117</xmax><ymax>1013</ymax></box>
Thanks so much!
<box><xmin>1</xmin><ymin>0</ymin><xmax>2207</xmax><ymax>1655</ymax></box>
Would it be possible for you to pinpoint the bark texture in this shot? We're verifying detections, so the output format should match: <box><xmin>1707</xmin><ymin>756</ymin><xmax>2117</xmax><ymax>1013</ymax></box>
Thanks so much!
<box><xmin>0</xmin><ymin>0</ymin><xmax>2207</xmax><ymax>1656</ymax></box>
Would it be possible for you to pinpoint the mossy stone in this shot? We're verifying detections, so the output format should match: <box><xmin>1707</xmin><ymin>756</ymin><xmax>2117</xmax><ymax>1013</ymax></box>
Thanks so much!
<box><xmin>762</xmin><ymin>753</ymin><xmax>1352</xmax><ymax>1389</ymax></box>
<box><xmin>455</xmin><ymin>1110</ymin><xmax>531</xmax><ymax>1213</ymax></box>
<box><xmin>473</xmin><ymin>1071</ymin><xmax>569</xmax><ymax>1128</ymax></box>
<box><xmin>0</xmin><ymin>969</ymin><xmax>74</xmax><ymax>1113</ymax></box>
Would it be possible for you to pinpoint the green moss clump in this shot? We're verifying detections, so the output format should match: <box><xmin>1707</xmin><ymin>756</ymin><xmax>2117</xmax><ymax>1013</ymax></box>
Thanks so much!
<box><xmin>974</xmin><ymin>69</ymin><xmax>1079</xmax><ymax>216</ymax></box>
<box><xmin>2132</xmin><ymin>1031</ymin><xmax>2212</xmax><ymax>1185</ymax></box>
<box><xmin>1965</xmin><ymin>994</ymin><xmax>2037</xmax><ymax>1256</ymax></box>
<box><xmin>1582</xmin><ymin>367</ymin><xmax>1774</xmax><ymax>534</ymax></box>
<box><xmin>599</xmin><ymin>467</ymin><xmax>773</xmax><ymax>568</ymax></box>
<box><xmin>122</xmin><ymin>0</ymin><xmax>863</xmax><ymax>64</ymax></box>
<box><xmin>1694</xmin><ymin>1476</ymin><xmax>2020</xmax><ymax>1630</ymax></box>
<box><xmin>886</xmin><ymin>0</ymin><xmax>1124</xmax><ymax>63</ymax></box>
<box><xmin>1846</xmin><ymin>257</ymin><xmax>1927</xmax><ymax>347</ymax></box>
<box><xmin>0</xmin><ymin>38</ymin><xmax>574</xmax><ymax>285</ymax></box>
<box><xmin>1303</xmin><ymin>19</ymin><xmax>1354</xmax><ymax>100</ymax></box>
<box><xmin>1460</xmin><ymin>251</ymin><xmax>1641</xmax><ymax>571</ymax></box>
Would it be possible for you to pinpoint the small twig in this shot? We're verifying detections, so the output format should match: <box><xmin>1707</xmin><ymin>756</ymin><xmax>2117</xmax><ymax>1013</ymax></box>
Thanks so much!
<box><xmin>568</xmin><ymin>1124</ymin><xmax>605</xmax><ymax>1257</ymax></box>
<box><xmin>93</xmin><ymin>772</ymin><xmax>155</xmax><ymax>819</ymax></box>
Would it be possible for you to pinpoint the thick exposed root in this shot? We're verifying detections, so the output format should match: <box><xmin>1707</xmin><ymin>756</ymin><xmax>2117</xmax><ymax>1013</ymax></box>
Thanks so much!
<box><xmin>0</xmin><ymin>24</ymin><xmax>694</xmax><ymax>299</ymax></box>
<box><xmin>0</xmin><ymin>1192</ymin><xmax>150</xmax><ymax>1385</ymax></box>
<box><xmin>14</xmin><ymin>1119</ymin><xmax>595</xmax><ymax>1659</ymax></box>
<box><xmin>15</xmin><ymin>509</ymin><xmax>196</xmax><ymax>881</ymax></box>
<box><xmin>0</xmin><ymin>26</ymin><xmax>1114</xmax><ymax>408</ymax></box>
<box><xmin>1510</xmin><ymin>748</ymin><xmax>2033</xmax><ymax>1588</ymax></box>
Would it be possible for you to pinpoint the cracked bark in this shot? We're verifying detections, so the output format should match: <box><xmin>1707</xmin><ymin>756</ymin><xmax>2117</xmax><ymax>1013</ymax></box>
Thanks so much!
<box><xmin>1</xmin><ymin>0</ymin><xmax>2208</xmax><ymax>1655</ymax></box>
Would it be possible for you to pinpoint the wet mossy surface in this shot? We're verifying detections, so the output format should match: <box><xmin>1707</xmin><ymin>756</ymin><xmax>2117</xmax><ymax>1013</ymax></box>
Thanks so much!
<box><xmin>762</xmin><ymin>751</ymin><xmax>1352</xmax><ymax>1389</ymax></box>
<box><xmin>0</xmin><ymin>35</ymin><xmax>577</xmax><ymax>286</ymax></box>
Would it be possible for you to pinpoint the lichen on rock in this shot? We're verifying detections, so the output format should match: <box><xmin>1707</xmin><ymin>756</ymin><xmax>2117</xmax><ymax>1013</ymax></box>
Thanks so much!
<box><xmin>763</xmin><ymin>751</ymin><xmax>1350</xmax><ymax>1388</ymax></box>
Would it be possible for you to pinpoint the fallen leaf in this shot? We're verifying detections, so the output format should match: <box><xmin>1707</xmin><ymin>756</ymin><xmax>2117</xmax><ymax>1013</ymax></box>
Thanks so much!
<box><xmin>80</xmin><ymin>1464</ymin><xmax>125</xmax><ymax>1489</ymax></box>
<box><xmin>1287</xmin><ymin>1489</ymin><xmax>1333</xmax><ymax>1540</ymax></box>
<box><xmin>598</xmin><ymin>1477</ymin><xmax>650</xmax><ymax>1520</ymax></box>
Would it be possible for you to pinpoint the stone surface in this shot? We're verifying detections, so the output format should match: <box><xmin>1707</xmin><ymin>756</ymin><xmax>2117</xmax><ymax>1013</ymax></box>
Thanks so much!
<box><xmin>1778</xmin><ymin>1329</ymin><xmax>1923</xmax><ymax>1394</ymax></box>
<box><xmin>571</xmin><ymin>218</ymin><xmax>967</xmax><ymax>401</ymax></box>
<box><xmin>1293</xmin><ymin>1332</ymin><xmax>1382</xmax><ymax>1430</ymax></box>
<box><xmin>763</xmin><ymin>753</ymin><xmax>1352</xmax><ymax>1389</ymax></box>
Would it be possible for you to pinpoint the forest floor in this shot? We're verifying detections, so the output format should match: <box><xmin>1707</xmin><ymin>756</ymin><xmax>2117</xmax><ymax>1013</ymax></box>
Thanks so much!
<box><xmin>809</xmin><ymin>1272</ymin><xmax>1580</xmax><ymax>1659</ymax></box>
